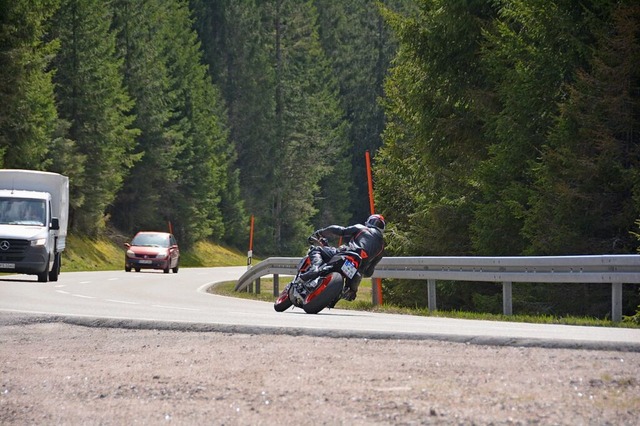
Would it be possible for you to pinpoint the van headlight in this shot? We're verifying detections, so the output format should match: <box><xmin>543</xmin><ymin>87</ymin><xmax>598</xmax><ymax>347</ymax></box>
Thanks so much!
<box><xmin>30</xmin><ymin>238</ymin><xmax>47</xmax><ymax>247</ymax></box>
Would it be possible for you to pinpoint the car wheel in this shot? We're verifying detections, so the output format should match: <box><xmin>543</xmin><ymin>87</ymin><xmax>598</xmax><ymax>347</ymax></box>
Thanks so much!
<box><xmin>172</xmin><ymin>261</ymin><xmax>179</xmax><ymax>274</ymax></box>
<box><xmin>135</xmin><ymin>267</ymin><xmax>141</xmax><ymax>272</ymax></box>
<box><xmin>125</xmin><ymin>265</ymin><xmax>131</xmax><ymax>272</ymax></box>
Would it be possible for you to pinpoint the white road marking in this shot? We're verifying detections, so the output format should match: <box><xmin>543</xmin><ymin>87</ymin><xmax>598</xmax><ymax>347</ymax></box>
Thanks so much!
<box><xmin>55</xmin><ymin>290</ymin><xmax>70</xmax><ymax>294</ymax></box>
<box><xmin>71</xmin><ymin>294</ymin><xmax>95</xmax><ymax>299</ymax></box>
<box><xmin>105</xmin><ymin>299</ymin><xmax>140</xmax><ymax>305</ymax></box>
<box><xmin>152</xmin><ymin>305</ymin><xmax>199</xmax><ymax>312</ymax></box>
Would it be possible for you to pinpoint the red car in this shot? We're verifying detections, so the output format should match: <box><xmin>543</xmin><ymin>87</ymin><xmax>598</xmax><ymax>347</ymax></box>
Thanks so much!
<box><xmin>124</xmin><ymin>231</ymin><xmax>180</xmax><ymax>273</ymax></box>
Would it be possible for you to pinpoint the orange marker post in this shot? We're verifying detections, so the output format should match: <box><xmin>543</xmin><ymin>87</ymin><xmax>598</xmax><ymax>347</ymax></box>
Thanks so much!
<box><xmin>365</xmin><ymin>150</ymin><xmax>375</xmax><ymax>215</ymax></box>
<box><xmin>365</xmin><ymin>150</ymin><xmax>383</xmax><ymax>306</ymax></box>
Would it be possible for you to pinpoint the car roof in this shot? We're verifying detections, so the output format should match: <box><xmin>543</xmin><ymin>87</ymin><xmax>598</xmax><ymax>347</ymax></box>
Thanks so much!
<box><xmin>135</xmin><ymin>231</ymin><xmax>172</xmax><ymax>236</ymax></box>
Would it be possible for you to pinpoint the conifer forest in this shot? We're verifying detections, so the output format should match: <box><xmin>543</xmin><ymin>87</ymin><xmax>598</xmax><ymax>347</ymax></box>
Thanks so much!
<box><xmin>2</xmin><ymin>1</ymin><xmax>638</xmax><ymax>316</ymax></box>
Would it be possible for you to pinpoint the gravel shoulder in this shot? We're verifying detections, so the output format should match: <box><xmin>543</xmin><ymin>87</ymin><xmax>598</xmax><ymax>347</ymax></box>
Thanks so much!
<box><xmin>1</xmin><ymin>314</ymin><xmax>639</xmax><ymax>425</ymax></box>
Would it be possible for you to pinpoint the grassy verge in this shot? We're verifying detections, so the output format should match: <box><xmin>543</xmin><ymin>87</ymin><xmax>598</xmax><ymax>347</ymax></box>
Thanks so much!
<box><xmin>63</xmin><ymin>233</ymin><xmax>248</xmax><ymax>272</ymax></box>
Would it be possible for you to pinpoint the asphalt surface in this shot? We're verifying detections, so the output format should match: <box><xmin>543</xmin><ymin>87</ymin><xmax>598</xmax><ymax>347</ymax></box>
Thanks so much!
<box><xmin>1</xmin><ymin>267</ymin><xmax>639</xmax><ymax>351</ymax></box>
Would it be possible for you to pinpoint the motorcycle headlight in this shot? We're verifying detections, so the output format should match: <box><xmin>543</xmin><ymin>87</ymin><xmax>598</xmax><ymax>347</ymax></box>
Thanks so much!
<box><xmin>30</xmin><ymin>238</ymin><xmax>47</xmax><ymax>247</ymax></box>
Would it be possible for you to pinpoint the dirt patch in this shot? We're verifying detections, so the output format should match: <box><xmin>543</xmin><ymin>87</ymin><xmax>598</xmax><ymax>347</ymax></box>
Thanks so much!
<box><xmin>1</xmin><ymin>319</ymin><xmax>639</xmax><ymax>425</ymax></box>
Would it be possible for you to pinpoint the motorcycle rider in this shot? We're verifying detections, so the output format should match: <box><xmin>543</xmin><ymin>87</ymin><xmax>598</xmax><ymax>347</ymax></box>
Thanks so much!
<box><xmin>298</xmin><ymin>214</ymin><xmax>386</xmax><ymax>301</ymax></box>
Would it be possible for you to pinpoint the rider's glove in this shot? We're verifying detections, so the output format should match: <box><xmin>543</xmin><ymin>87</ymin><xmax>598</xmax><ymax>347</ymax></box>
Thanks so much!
<box><xmin>308</xmin><ymin>231</ymin><xmax>321</xmax><ymax>245</ymax></box>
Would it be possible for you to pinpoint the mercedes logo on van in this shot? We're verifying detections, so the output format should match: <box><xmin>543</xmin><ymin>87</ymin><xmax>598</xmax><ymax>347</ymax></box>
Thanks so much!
<box><xmin>0</xmin><ymin>240</ymin><xmax>10</xmax><ymax>251</ymax></box>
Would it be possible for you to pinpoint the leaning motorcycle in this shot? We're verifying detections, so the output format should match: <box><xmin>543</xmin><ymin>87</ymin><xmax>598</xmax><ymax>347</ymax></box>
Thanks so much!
<box><xmin>274</xmin><ymin>236</ymin><xmax>362</xmax><ymax>314</ymax></box>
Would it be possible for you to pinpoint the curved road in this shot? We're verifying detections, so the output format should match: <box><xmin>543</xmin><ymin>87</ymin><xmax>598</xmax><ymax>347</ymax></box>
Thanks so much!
<box><xmin>1</xmin><ymin>267</ymin><xmax>639</xmax><ymax>351</ymax></box>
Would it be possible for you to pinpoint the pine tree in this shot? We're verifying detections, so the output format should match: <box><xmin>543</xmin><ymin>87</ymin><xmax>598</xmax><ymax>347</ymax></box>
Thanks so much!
<box><xmin>314</xmin><ymin>0</ymin><xmax>398</xmax><ymax>223</ymax></box>
<box><xmin>525</xmin><ymin>2</ymin><xmax>640</xmax><ymax>255</ymax></box>
<box><xmin>109</xmin><ymin>0</ymin><xmax>178</xmax><ymax>236</ymax></box>
<box><xmin>268</xmin><ymin>0</ymin><xmax>350</xmax><ymax>253</ymax></box>
<box><xmin>194</xmin><ymin>0</ymin><xmax>349</xmax><ymax>254</ymax></box>
<box><xmin>192</xmin><ymin>0</ymin><xmax>260</xmax><ymax>248</ymax></box>
<box><xmin>0</xmin><ymin>0</ymin><xmax>60</xmax><ymax>169</ymax></box>
<box><xmin>376</xmin><ymin>0</ymin><xmax>493</xmax><ymax>256</ymax></box>
<box><xmin>472</xmin><ymin>0</ymin><xmax>598</xmax><ymax>255</ymax></box>
<box><xmin>159</xmin><ymin>0</ymin><xmax>233</xmax><ymax>247</ymax></box>
<box><xmin>51</xmin><ymin>0</ymin><xmax>139</xmax><ymax>235</ymax></box>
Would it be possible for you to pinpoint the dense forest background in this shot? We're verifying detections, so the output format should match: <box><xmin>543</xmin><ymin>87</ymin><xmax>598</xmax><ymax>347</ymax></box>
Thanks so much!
<box><xmin>1</xmin><ymin>0</ymin><xmax>638</xmax><ymax>316</ymax></box>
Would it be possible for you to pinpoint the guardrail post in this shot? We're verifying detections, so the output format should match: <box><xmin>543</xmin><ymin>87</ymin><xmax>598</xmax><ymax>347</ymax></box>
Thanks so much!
<box><xmin>254</xmin><ymin>278</ymin><xmax>261</xmax><ymax>294</ymax></box>
<box><xmin>273</xmin><ymin>274</ymin><xmax>280</xmax><ymax>296</ymax></box>
<box><xmin>427</xmin><ymin>279</ymin><xmax>437</xmax><ymax>311</ymax></box>
<box><xmin>611</xmin><ymin>282</ymin><xmax>622</xmax><ymax>322</ymax></box>
<box><xmin>502</xmin><ymin>281</ymin><xmax>513</xmax><ymax>315</ymax></box>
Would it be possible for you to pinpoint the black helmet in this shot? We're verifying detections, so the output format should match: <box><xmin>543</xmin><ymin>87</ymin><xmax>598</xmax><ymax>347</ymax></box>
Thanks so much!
<box><xmin>365</xmin><ymin>214</ymin><xmax>385</xmax><ymax>231</ymax></box>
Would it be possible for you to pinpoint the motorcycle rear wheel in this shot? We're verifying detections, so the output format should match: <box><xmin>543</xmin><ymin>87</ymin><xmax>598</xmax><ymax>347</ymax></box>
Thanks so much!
<box><xmin>302</xmin><ymin>273</ymin><xmax>344</xmax><ymax>314</ymax></box>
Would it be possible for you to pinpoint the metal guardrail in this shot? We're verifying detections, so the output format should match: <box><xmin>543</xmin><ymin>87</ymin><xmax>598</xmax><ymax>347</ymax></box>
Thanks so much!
<box><xmin>235</xmin><ymin>255</ymin><xmax>640</xmax><ymax>321</ymax></box>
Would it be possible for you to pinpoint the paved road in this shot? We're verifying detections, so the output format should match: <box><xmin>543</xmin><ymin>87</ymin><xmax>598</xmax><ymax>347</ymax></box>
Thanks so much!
<box><xmin>1</xmin><ymin>267</ymin><xmax>639</xmax><ymax>351</ymax></box>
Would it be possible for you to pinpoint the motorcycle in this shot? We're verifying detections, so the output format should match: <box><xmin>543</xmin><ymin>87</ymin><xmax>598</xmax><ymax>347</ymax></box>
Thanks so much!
<box><xmin>274</xmin><ymin>236</ymin><xmax>362</xmax><ymax>314</ymax></box>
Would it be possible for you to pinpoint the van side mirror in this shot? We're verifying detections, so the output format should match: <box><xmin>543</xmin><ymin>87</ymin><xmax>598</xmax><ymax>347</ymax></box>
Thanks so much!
<box><xmin>50</xmin><ymin>218</ymin><xmax>60</xmax><ymax>230</ymax></box>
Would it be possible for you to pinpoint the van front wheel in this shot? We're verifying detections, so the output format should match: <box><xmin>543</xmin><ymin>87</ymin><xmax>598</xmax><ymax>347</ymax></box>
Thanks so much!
<box><xmin>37</xmin><ymin>261</ymin><xmax>49</xmax><ymax>283</ymax></box>
<box><xmin>49</xmin><ymin>252</ymin><xmax>60</xmax><ymax>281</ymax></box>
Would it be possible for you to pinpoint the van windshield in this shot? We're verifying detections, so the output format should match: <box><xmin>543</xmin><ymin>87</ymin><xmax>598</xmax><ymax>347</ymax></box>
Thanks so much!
<box><xmin>0</xmin><ymin>198</ymin><xmax>46</xmax><ymax>226</ymax></box>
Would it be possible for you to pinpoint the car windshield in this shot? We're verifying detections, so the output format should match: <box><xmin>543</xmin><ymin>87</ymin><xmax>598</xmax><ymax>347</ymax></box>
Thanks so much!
<box><xmin>131</xmin><ymin>233</ymin><xmax>170</xmax><ymax>248</ymax></box>
<box><xmin>0</xmin><ymin>198</ymin><xmax>46</xmax><ymax>226</ymax></box>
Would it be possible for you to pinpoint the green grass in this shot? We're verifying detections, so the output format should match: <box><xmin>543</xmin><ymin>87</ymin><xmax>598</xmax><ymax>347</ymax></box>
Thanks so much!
<box><xmin>63</xmin><ymin>234</ymin><xmax>125</xmax><ymax>271</ymax></box>
<box><xmin>63</xmin><ymin>235</ymin><xmax>639</xmax><ymax>328</ymax></box>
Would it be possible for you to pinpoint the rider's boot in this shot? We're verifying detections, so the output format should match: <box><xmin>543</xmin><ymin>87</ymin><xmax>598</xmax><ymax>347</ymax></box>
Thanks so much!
<box><xmin>343</xmin><ymin>273</ymin><xmax>362</xmax><ymax>301</ymax></box>
<box><xmin>299</xmin><ymin>251</ymin><xmax>323</xmax><ymax>282</ymax></box>
<box><xmin>349</xmin><ymin>273</ymin><xmax>362</xmax><ymax>292</ymax></box>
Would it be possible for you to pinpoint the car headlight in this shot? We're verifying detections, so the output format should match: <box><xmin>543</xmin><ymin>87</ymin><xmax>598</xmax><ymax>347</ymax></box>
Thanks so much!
<box><xmin>30</xmin><ymin>238</ymin><xmax>47</xmax><ymax>247</ymax></box>
<box><xmin>126</xmin><ymin>249</ymin><xmax>136</xmax><ymax>258</ymax></box>
<box><xmin>156</xmin><ymin>251</ymin><xmax>168</xmax><ymax>260</ymax></box>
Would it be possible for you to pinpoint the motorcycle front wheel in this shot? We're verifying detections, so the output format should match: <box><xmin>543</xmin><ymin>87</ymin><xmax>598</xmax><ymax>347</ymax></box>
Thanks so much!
<box><xmin>302</xmin><ymin>273</ymin><xmax>344</xmax><ymax>314</ymax></box>
<box><xmin>274</xmin><ymin>284</ymin><xmax>293</xmax><ymax>312</ymax></box>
